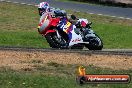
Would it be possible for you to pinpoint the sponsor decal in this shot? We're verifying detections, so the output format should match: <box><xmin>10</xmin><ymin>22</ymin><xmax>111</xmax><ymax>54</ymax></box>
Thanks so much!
<box><xmin>72</xmin><ymin>38</ymin><xmax>81</xmax><ymax>42</ymax></box>
<box><xmin>76</xmin><ymin>66</ymin><xmax>130</xmax><ymax>84</ymax></box>
<box><xmin>60</xmin><ymin>22</ymin><xmax>71</xmax><ymax>33</ymax></box>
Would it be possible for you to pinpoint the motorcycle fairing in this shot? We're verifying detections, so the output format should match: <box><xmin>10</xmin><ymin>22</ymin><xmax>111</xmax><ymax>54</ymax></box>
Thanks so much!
<box><xmin>57</xmin><ymin>17</ymin><xmax>73</xmax><ymax>41</ymax></box>
<box><xmin>38</xmin><ymin>14</ymin><xmax>49</xmax><ymax>34</ymax></box>
<box><xmin>57</xmin><ymin>17</ymin><xmax>90</xmax><ymax>46</ymax></box>
<box><xmin>38</xmin><ymin>13</ymin><xmax>60</xmax><ymax>35</ymax></box>
<box><xmin>68</xmin><ymin>25</ymin><xmax>84</xmax><ymax>46</ymax></box>
<box><xmin>57</xmin><ymin>17</ymin><xmax>72</xmax><ymax>33</ymax></box>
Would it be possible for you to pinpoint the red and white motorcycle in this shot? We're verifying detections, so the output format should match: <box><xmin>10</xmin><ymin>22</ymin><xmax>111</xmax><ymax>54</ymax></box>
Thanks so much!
<box><xmin>38</xmin><ymin>13</ymin><xmax>103</xmax><ymax>50</ymax></box>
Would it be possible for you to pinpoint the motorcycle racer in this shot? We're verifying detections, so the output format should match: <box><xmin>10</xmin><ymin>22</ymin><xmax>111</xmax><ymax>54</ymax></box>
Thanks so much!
<box><xmin>37</xmin><ymin>2</ymin><xmax>80</xmax><ymax>24</ymax></box>
<box><xmin>38</xmin><ymin>2</ymin><xmax>66</xmax><ymax>17</ymax></box>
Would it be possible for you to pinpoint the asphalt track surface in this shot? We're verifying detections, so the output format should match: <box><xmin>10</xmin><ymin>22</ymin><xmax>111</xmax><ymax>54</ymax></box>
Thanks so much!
<box><xmin>0</xmin><ymin>47</ymin><xmax>132</xmax><ymax>56</ymax></box>
<box><xmin>1</xmin><ymin>0</ymin><xmax>132</xmax><ymax>19</ymax></box>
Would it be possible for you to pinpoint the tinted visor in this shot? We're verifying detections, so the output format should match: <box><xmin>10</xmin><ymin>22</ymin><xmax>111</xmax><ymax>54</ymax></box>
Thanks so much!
<box><xmin>38</xmin><ymin>8</ymin><xmax>46</xmax><ymax>16</ymax></box>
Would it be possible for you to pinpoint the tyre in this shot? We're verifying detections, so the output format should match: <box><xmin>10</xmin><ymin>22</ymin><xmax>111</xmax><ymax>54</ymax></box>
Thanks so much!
<box><xmin>70</xmin><ymin>44</ymin><xmax>84</xmax><ymax>49</ymax></box>
<box><xmin>85</xmin><ymin>34</ymin><xmax>103</xmax><ymax>50</ymax></box>
<box><xmin>45</xmin><ymin>32</ymin><xmax>68</xmax><ymax>49</ymax></box>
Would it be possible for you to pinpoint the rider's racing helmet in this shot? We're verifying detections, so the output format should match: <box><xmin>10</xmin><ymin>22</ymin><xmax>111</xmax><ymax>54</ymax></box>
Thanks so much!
<box><xmin>38</xmin><ymin>2</ymin><xmax>50</xmax><ymax>16</ymax></box>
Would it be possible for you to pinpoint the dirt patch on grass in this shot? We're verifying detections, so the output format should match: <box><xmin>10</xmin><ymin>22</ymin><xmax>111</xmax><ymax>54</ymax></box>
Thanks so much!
<box><xmin>0</xmin><ymin>50</ymin><xmax>132</xmax><ymax>70</ymax></box>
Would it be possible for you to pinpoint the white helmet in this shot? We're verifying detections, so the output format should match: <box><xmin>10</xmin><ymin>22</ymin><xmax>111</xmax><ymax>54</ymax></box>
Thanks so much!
<box><xmin>38</xmin><ymin>2</ymin><xmax>50</xmax><ymax>16</ymax></box>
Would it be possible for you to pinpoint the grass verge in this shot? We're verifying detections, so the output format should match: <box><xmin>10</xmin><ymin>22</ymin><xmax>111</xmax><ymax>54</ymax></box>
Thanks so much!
<box><xmin>0</xmin><ymin>30</ymin><xmax>49</xmax><ymax>48</ymax></box>
<box><xmin>0</xmin><ymin>2</ymin><xmax>49</xmax><ymax>48</ymax></box>
<box><xmin>0</xmin><ymin>63</ymin><xmax>132</xmax><ymax>88</ymax></box>
<box><xmin>0</xmin><ymin>2</ymin><xmax>132</xmax><ymax>48</ymax></box>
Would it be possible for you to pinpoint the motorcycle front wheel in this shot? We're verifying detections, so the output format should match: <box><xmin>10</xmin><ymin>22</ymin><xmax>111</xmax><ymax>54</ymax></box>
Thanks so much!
<box><xmin>85</xmin><ymin>34</ymin><xmax>103</xmax><ymax>50</ymax></box>
<box><xmin>45</xmin><ymin>32</ymin><xmax>68</xmax><ymax>49</ymax></box>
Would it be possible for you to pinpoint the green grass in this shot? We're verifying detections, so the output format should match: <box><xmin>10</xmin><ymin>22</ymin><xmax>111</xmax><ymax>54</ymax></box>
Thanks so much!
<box><xmin>0</xmin><ymin>30</ymin><xmax>49</xmax><ymax>48</ymax></box>
<box><xmin>0</xmin><ymin>2</ymin><xmax>132</xmax><ymax>49</ymax></box>
<box><xmin>0</xmin><ymin>2</ymin><xmax>49</xmax><ymax>48</ymax></box>
<box><xmin>0</xmin><ymin>64</ymin><xmax>131</xmax><ymax>88</ymax></box>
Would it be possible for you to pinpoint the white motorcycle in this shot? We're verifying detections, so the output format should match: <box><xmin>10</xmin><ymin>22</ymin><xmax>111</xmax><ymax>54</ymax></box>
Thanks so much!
<box><xmin>38</xmin><ymin>13</ymin><xmax>103</xmax><ymax>50</ymax></box>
